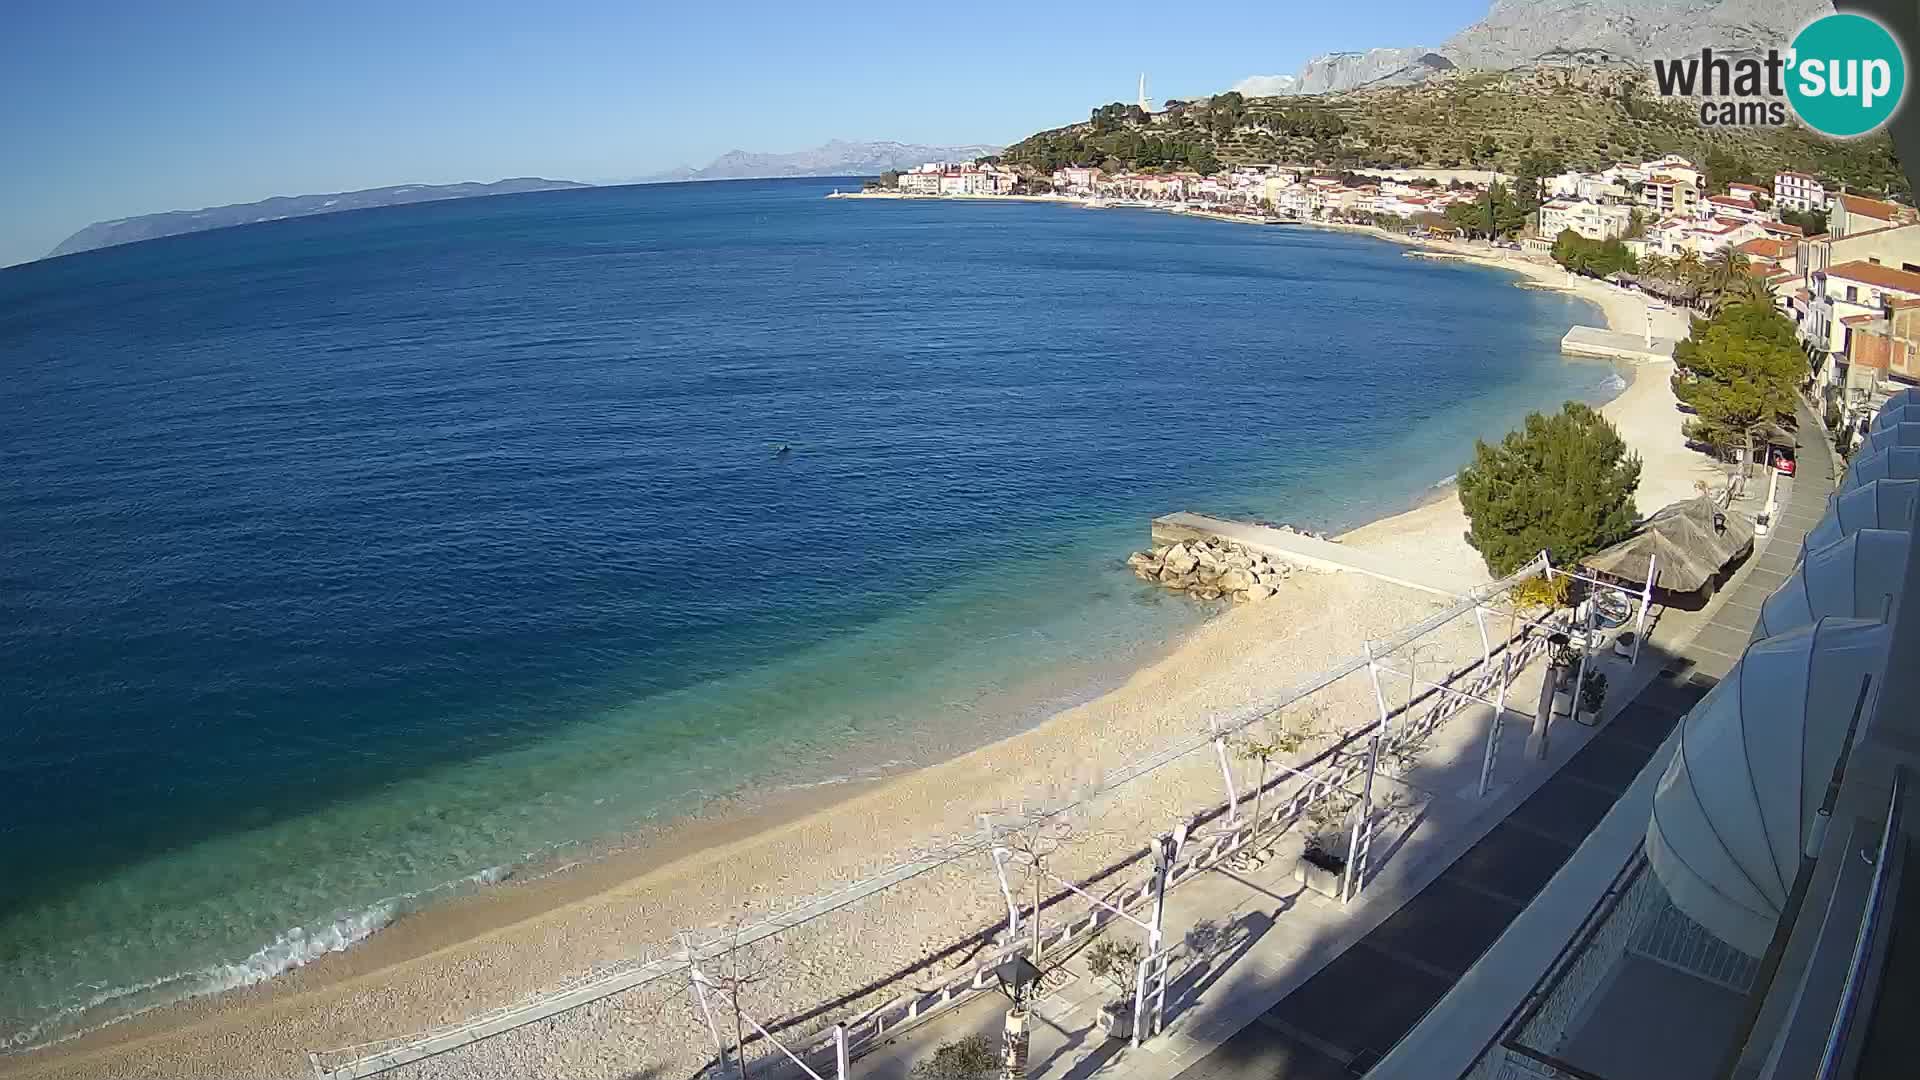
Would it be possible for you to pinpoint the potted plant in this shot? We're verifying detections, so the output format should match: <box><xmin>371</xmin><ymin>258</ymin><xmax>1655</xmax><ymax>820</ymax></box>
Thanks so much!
<box><xmin>1084</xmin><ymin>937</ymin><xmax>1144</xmax><ymax>1039</ymax></box>
<box><xmin>1613</xmin><ymin>630</ymin><xmax>1637</xmax><ymax>659</ymax></box>
<box><xmin>1577</xmin><ymin>670</ymin><xmax>1608</xmax><ymax>726</ymax></box>
<box><xmin>1294</xmin><ymin>795</ymin><xmax>1355</xmax><ymax>900</ymax></box>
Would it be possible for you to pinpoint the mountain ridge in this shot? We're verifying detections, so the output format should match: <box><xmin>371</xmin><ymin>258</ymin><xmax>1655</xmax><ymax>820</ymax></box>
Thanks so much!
<box><xmin>48</xmin><ymin>178</ymin><xmax>591</xmax><ymax>259</ymax></box>
<box><xmin>636</xmin><ymin>139</ymin><xmax>1003</xmax><ymax>183</ymax></box>
<box><xmin>1234</xmin><ymin>0</ymin><xmax>1830</xmax><ymax>97</ymax></box>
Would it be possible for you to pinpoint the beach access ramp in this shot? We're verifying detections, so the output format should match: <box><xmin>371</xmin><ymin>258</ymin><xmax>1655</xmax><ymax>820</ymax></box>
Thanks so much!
<box><xmin>1561</xmin><ymin>325</ymin><xmax>1678</xmax><ymax>364</ymax></box>
<box><xmin>1151</xmin><ymin>512</ymin><xmax>1474</xmax><ymax>596</ymax></box>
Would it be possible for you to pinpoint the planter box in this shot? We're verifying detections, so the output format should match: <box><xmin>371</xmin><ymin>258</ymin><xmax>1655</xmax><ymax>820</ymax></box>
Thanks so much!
<box><xmin>1552</xmin><ymin>688</ymin><xmax>1575</xmax><ymax>717</ymax></box>
<box><xmin>1295</xmin><ymin>849</ymin><xmax>1348</xmax><ymax>900</ymax></box>
<box><xmin>1614</xmin><ymin>635</ymin><xmax>1637</xmax><ymax>660</ymax></box>
<box><xmin>1097</xmin><ymin>1000</ymin><xmax>1134</xmax><ymax>1040</ymax></box>
<box><xmin>1576</xmin><ymin>706</ymin><xmax>1600</xmax><ymax>727</ymax></box>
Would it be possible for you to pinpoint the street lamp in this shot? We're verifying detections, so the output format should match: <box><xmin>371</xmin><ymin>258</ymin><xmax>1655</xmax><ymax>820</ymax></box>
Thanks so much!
<box><xmin>993</xmin><ymin>956</ymin><xmax>1043</xmax><ymax>1080</ymax></box>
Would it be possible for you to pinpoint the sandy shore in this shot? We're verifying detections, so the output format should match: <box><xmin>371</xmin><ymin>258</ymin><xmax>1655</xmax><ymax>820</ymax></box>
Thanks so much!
<box><xmin>0</xmin><ymin>229</ymin><xmax>1713</xmax><ymax>1080</ymax></box>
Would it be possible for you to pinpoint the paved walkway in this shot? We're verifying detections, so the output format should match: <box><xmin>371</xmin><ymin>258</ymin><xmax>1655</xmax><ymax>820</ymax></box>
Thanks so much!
<box><xmin>1674</xmin><ymin>399</ymin><xmax>1835</xmax><ymax>682</ymax></box>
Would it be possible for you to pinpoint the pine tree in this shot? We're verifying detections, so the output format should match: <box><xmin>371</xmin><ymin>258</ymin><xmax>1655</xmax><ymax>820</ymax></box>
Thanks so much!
<box><xmin>1458</xmin><ymin>402</ymin><xmax>1644</xmax><ymax>575</ymax></box>
<box><xmin>1670</xmin><ymin>300</ymin><xmax>1807</xmax><ymax>479</ymax></box>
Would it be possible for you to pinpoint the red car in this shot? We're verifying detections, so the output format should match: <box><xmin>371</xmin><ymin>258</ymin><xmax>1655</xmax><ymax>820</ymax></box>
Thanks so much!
<box><xmin>1774</xmin><ymin>451</ymin><xmax>1796</xmax><ymax>476</ymax></box>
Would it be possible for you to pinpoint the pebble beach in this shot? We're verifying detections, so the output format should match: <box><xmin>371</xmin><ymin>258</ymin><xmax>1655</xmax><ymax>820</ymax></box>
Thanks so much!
<box><xmin>0</xmin><ymin>223</ymin><xmax>1706</xmax><ymax>1080</ymax></box>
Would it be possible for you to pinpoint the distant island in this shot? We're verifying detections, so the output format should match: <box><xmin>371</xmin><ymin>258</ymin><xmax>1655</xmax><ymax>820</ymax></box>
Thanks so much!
<box><xmin>637</xmin><ymin>140</ymin><xmax>1002</xmax><ymax>183</ymax></box>
<box><xmin>48</xmin><ymin>178</ymin><xmax>592</xmax><ymax>259</ymax></box>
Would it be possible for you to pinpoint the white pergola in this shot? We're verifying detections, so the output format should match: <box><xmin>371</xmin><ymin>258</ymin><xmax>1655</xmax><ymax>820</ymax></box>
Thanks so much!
<box><xmin>1752</xmin><ymin>529</ymin><xmax>1910</xmax><ymax>643</ymax></box>
<box><xmin>1646</xmin><ymin>618</ymin><xmax>1891</xmax><ymax>957</ymax></box>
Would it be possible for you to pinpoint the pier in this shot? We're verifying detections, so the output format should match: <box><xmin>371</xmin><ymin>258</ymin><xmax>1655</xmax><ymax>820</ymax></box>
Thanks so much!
<box><xmin>1560</xmin><ymin>325</ymin><xmax>1677</xmax><ymax>364</ymax></box>
<box><xmin>1150</xmin><ymin>511</ymin><xmax>1473</xmax><ymax>596</ymax></box>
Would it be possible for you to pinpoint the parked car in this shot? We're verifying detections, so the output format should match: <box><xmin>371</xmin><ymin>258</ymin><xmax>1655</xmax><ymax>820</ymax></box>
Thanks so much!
<box><xmin>1774</xmin><ymin>450</ymin><xmax>1796</xmax><ymax>476</ymax></box>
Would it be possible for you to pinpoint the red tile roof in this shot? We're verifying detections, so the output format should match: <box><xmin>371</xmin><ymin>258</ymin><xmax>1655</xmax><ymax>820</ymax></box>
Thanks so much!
<box><xmin>1738</xmin><ymin>238</ymin><xmax>1794</xmax><ymax>259</ymax></box>
<box><xmin>1838</xmin><ymin>193</ymin><xmax>1903</xmax><ymax>221</ymax></box>
<box><xmin>1827</xmin><ymin>260</ymin><xmax>1920</xmax><ymax>293</ymax></box>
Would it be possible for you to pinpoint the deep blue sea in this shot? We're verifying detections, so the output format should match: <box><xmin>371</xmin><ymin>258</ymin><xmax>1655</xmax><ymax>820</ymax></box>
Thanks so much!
<box><xmin>0</xmin><ymin>178</ymin><xmax>1617</xmax><ymax>1047</ymax></box>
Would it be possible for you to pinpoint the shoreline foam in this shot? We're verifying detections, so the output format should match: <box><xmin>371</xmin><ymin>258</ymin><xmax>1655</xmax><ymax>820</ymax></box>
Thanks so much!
<box><xmin>1</xmin><ymin>226</ymin><xmax>1703</xmax><ymax>1080</ymax></box>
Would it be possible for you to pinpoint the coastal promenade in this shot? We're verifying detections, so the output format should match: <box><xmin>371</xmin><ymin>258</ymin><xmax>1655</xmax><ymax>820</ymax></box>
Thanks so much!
<box><xmin>853</xmin><ymin>416</ymin><xmax>1835</xmax><ymax>1080</ymax></box>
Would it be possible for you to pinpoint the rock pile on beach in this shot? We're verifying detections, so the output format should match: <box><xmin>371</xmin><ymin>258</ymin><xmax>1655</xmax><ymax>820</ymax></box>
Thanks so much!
<box><xmin>1127</xmin><ymin>537</ymin><xmax>1294</xmax><ymax>602</ymax></box>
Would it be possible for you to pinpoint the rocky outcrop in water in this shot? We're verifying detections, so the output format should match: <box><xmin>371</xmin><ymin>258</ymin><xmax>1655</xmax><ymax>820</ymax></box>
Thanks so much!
<box><xmin>1126</xmin><ymin>538</ymin><xmax>1295</xmax><ymax>603</ymax></box>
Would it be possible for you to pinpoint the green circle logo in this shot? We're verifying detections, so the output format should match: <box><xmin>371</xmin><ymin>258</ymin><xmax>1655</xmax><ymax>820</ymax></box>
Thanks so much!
<box><xmin>1786</xmin><ymin>13</ymin><xmax>1907</xmax><ymax>138</ymax></box>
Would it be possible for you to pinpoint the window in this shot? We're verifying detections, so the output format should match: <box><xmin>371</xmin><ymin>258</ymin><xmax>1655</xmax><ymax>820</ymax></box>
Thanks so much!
<box><xmin>1847</xmin><ymin>285</ymin><xmax>1859</xmax><ymax>302</ymax></box>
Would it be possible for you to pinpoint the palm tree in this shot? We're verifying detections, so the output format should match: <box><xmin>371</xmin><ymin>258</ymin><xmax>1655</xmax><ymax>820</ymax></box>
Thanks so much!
<box><xmin>1638</xmin><ymin>252</ymin><xmax>1670</xmax><ymax>282</ymax></box>
<box><xmin>1730</xmin><ymin>270</ymin><xmax>1775</xmax><ymax>310</ymax></box>
<box><xmin>1705</xmin><ymin>247</ymin><xmax>1754</xmax><ymax>311</ymax></box>
<box><xmin>1673</xmin><ymin>250</ymin><xmax>1706</xmax><ymax>307</ymax></box>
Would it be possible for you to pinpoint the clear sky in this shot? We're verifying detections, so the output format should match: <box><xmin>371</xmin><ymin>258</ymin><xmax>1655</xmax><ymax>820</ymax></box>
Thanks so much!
<box><xmin>0</xmin><ymin>0</ymin><xmax>1491</xmax><ymax>267</ymax></box>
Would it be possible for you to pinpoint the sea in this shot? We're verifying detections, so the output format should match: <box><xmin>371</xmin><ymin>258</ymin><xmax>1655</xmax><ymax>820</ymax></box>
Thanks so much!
<box><xmin>0</xmin><ymin>178</ymin><xmax>1618</xmax><ymax>1049</ymax></box>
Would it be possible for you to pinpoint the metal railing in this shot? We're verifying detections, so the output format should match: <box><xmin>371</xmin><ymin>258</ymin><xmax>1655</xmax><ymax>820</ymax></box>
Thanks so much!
<box><xmin>1815</xmin><ymin>769</ymin><xmax>1906</xmax><ymax>1080</ymax></box>
<box><xmin>311</xmin><ymin>554</ymin><xmax>1556</xmax><ymax>1079</ymax></box>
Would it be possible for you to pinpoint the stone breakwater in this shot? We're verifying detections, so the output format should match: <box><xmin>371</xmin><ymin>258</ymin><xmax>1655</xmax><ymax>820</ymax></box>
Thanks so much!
<box><xmin>1126</xmin><ymin>536</ymin><xmax>1297</xmax><ymax>602</ymax></box>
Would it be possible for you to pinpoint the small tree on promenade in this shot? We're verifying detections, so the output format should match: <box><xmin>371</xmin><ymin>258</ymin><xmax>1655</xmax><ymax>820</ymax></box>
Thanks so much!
<box><xmin>1458</xmin><ymin>402</ymin><xmax>1643</xmax><ymax>575</ymax></box>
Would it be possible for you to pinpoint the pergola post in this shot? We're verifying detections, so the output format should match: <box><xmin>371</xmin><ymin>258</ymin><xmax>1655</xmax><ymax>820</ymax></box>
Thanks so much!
<box><xmin>1133</xmin><ymin>832</ymin><xmax>1174</xmax><ymax>1045</ymax></box>
<box><xmin>1475</xmin><ymin>603</ymin><xmax>1506</xmax><ymax>797</ymax></box>
<box><xmin>687</xmin><ymin>960</ymin><xmax>733</xmax><ymax>1079</ymax></box>
<box><xmin>1342</xmin><ymin>728</ymin><xmax>1382</xmax><ymax>902</ymax></box>
<box><xmin>1210</xmin><ymin>718</ymin><xmax>1239</xmax><ymax>825</ymax></box>
<box><xmin>1365</xmin><ymin>641</ymin><xmax>1393</xmax><ymax>741</ymax></box>
<box><xmin>990</xmin><ymin>847</ymin><xmax>1020</xmax><ymax>943</ymax></box>
<box><xmin>1632</xmin><ymin>554</ymin><xmax>1659</xmax><ymax>665</ymax></box>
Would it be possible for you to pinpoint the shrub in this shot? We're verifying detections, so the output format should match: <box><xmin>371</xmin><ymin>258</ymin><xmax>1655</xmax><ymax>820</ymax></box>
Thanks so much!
<box><xmin>1510</xmin><ymin>573</ymin><xmax>1572</xmax><ymax>611</ymax></box>
<box><xmin>911</xmin><ymin>1035</ymin><xmax>999</xmax><ymax>1080</ymax></box>
<box><xmin>1458</xmin><ymin>402</ymin><xmax>1643</xmax><ymax>576</ymax></box>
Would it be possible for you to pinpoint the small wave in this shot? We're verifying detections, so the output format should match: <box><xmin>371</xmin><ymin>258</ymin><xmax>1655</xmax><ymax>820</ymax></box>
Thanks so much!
<box><xmin>1605</xmin><ymin>372</ymin><xmax>1629</xmax><ymax>392</ymax></box>
<box><xmin>3</xmin><ymin>903</ymin><xmax>397</xmax><ymax>1054</ymax></box>
<box><xmin>467</xmin><ymin>865</ymin><xmax>514</xmax><ymax>887</ymax></box>
<box><xmin>1431</xmin><ymin>472</ymin><xmax>1459</xmax><ymax>489</ymax></box>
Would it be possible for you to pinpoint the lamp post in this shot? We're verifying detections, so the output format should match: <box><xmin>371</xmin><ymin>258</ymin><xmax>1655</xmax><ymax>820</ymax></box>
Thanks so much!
<box><xmin>993</xmin><ymin>956</ymin><xmax>1043</xmax><ymax>1080</ymax></box>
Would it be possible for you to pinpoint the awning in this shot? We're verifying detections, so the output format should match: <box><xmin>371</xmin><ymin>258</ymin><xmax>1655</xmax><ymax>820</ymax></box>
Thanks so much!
<box><xmin>1752</xmin><ymin>529</ymin><xmax>1909</xmax><ymax>642</ymax></box>
<box><xmin>1648</xmin><ymin>618</ymin><xmax>1892</xmax><ymax>956</ymax></box>
<box><xmin>1838</xmin><ymin>446</ymin><xmax>1920</xmax><ymax>493</ymax></box>
<box><xmin>1805</xmin><ymin>479</ymin><xmax>1920</xmax><ymax>551</ymax></box>
<box><xmin>1871</xmin><ymin>402</ymin><xmax>1920</xmax><ymax>431</ymax></box>
<box><xmin>1582</xmin><ymin>497</ymin><xmax>1755</xmax><ymax>592</ymax></box>
<box><xmin>1861</xmin><ymin>421</ymin><xmax>1920</xmax><ymax>455</ymax></box>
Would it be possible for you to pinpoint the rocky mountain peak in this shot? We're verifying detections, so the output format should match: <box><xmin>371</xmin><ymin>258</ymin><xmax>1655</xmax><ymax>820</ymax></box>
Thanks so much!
<box><xmin>1233</xmin><ymin>0</ymin><xmax>1831</xmax><ymax>97</ymax></box>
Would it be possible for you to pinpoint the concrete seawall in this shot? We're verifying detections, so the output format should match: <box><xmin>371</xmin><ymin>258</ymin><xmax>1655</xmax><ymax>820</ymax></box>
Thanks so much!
<box><xmin>1151</xmin><ymin>511</ymin><xmax>1471</xmax><ymax>596</ymax></box>
<box><xmin>1561</xmin><ymin>325</ymin><xmax>1677</xmax><ymax>365</ymax></box>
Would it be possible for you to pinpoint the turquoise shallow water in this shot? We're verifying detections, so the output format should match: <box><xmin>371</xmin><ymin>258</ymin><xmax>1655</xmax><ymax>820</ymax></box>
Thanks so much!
<box><xmin>0</xmin><ymin>178</ymin><xmax>1615</xmax><ymax>1046</ymax></box>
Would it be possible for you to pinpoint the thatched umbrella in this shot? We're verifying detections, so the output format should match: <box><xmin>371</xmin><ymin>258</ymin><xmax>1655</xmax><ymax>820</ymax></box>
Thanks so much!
<box><xmin>1583</xmin><ymin>496</ymin><xmax>1756</xmax><ymax>595</ymax></box>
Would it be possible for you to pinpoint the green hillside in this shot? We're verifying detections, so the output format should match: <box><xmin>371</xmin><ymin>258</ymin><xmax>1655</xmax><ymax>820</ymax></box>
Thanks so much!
<box><xmin>998</xmin><ymin>67</ymin><xmax>1906</xmax><ymax>196</ymax></box>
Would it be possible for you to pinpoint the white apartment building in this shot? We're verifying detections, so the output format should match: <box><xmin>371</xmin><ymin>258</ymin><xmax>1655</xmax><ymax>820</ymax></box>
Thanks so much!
<box><xmin>1647</xmin><ymin>215</ymin><xmax>1765</xmax><ymax>256</ymax></box>
<box><xmin>1703</xmin><ymin>193</ymin><xmax>1769</xmax><ymax>224</ymax></box>
<box><xmin>1773</xmin><ymin>171</ymin><xmax>1829</xmax><ymax>214</ymax></box>
<box><xmin>1540</xmin><ymin>199</ymin><xmax>1633</xmax><ymax>241</ymax></box>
